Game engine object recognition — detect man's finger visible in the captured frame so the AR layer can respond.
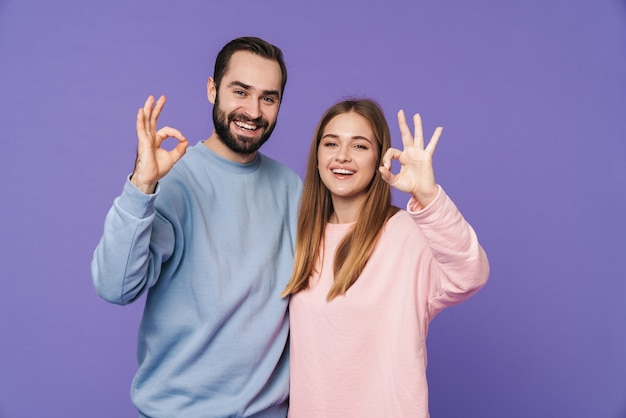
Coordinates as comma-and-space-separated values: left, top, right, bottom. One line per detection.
150, 96, 167, 129
142, 96, 155, 132
170, 141, 189, 164
136, 108, 152, 145
157, 126, 187, 143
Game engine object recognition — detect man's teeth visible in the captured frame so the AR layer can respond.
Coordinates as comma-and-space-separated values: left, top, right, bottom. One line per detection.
332, 168, 354, 175
235, 121, 257, 131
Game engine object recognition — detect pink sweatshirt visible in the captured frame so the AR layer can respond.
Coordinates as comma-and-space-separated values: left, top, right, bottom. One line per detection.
288, 187, 489, 417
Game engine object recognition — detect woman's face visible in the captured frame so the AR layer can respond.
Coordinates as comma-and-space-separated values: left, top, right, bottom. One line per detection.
317, 112, 379, 207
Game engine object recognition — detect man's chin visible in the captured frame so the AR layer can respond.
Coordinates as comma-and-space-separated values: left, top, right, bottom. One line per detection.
227, 137, 264, 154
235, 144, 259, 154
233, 133, 261, 144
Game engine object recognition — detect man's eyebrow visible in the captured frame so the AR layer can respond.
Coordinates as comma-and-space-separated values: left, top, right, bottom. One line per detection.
228, 81, 252, 90
263, 89, 281, 99
227, 81, 280, 99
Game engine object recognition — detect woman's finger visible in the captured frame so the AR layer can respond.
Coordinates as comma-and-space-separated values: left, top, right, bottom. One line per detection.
425, 127, 443, 154
397, 110, 414, 149
381, 147, 402, 170
413, 113, 424, 150
378, 165, 394, 184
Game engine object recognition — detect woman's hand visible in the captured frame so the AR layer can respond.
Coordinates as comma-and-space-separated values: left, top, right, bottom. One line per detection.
379, 110, 443, 208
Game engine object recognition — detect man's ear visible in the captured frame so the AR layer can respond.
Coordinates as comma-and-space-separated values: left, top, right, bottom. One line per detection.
207, 77, 217, 104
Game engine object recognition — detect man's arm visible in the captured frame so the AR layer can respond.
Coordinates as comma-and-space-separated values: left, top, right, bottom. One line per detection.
91, 180, 176, 305
91, 95, 185, 304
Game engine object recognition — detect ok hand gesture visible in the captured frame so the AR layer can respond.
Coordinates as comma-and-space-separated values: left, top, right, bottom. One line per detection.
379, 110, 443, 208
131, 95, 188, 194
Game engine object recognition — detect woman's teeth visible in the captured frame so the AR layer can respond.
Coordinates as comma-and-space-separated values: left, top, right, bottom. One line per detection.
332, 168, 354, 175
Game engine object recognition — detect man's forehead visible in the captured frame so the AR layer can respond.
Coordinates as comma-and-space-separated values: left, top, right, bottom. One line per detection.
221, 51, 282, 91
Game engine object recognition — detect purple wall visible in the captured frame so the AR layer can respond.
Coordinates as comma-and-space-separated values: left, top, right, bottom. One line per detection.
1, 0, 624, 416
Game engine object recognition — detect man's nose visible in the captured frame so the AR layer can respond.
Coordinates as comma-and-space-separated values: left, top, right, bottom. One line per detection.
242, 98, 261, 120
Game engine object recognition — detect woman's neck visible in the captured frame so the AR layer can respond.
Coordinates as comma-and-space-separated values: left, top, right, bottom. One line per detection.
329, 195, 366, 224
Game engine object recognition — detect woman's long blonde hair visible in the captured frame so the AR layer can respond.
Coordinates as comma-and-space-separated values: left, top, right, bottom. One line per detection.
282, 99, 399, 301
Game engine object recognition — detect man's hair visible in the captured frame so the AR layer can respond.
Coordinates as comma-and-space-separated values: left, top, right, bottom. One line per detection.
213, 36, 287, 98
282, 99, 400, 301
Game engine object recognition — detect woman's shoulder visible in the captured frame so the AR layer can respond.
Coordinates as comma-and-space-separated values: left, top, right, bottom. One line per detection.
377, 209, 426, 248
385, 209, 418, 232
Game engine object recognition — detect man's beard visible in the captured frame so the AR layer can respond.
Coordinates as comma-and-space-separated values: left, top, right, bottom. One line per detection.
212, 95, 277, 155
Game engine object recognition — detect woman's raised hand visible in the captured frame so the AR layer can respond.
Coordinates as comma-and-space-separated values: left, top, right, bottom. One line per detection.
379, 110, 443, 208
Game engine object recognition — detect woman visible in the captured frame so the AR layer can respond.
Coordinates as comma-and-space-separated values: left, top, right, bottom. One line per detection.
282, 99, 490, 417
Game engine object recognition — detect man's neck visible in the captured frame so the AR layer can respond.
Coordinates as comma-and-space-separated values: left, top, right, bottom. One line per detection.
203, 132, 257, 164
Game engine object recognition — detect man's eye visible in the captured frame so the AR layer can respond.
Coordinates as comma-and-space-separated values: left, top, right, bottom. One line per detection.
263, 97, 275, 104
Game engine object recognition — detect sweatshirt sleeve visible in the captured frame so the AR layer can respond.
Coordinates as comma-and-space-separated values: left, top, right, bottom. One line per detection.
407, 186, 490, 317
91, 177, 175, 305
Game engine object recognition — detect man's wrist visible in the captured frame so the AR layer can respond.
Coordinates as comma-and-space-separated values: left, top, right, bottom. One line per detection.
130, 173, 157, 195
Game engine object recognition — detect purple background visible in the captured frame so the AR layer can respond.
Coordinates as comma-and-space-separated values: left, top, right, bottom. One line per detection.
1, 0, 625, 417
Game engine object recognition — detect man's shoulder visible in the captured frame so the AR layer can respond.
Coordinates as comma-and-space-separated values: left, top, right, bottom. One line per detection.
258, 152, 294, 171
258, 153, 302, 182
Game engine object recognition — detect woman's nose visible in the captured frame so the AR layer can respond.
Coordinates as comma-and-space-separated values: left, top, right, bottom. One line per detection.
335, 147, 351, 162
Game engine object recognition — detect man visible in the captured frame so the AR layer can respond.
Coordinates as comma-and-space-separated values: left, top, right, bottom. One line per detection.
92, 37, 302, 418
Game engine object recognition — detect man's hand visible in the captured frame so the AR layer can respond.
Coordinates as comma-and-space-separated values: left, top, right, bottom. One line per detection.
131, 95, 188, 194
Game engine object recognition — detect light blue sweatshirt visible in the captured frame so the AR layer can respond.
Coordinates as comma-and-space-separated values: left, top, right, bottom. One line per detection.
92, 142, 302, 418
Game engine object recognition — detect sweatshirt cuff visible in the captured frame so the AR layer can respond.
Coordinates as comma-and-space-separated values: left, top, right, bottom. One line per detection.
115, 175, 160, 219
406, 185, 445, 217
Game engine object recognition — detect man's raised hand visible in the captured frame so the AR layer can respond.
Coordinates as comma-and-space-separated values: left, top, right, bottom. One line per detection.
131, 95, 188, 194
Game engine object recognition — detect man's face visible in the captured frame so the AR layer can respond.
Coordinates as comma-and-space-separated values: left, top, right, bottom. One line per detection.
209, 51, 282, 155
